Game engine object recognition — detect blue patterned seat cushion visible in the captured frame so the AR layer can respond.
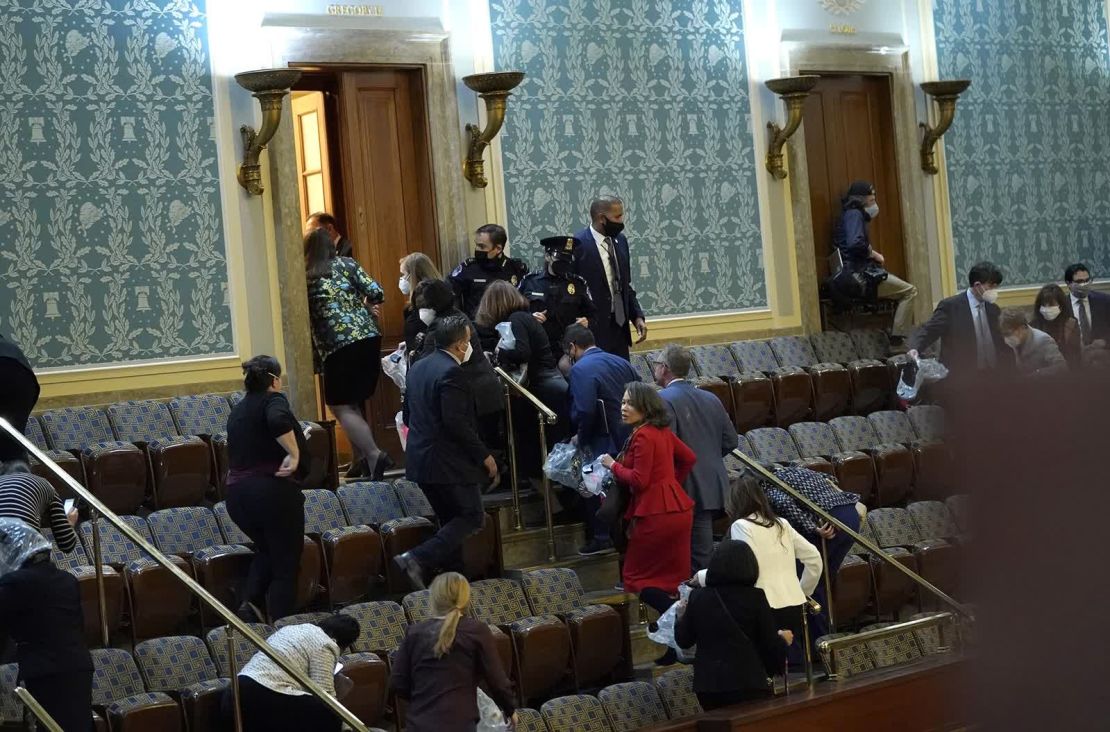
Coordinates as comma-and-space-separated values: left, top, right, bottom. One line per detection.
380, 516, 434, 534
540, 694, 611, 732
322, 525, 375, 543
182, 678, 229, 698
521, 568, 585, 616
338, 482, 406, 525
147, 507, 222, 555
655, 666, 702, 718
565, 604, 616, 624
193, 544, 252, 563
598, 681, 667, 732
135, 636, 219, 690
342, 601, 407, 653
148, 435, 205, 451
82, 441, 142, 458
815, 633, 875, 677
106, 691, 177, 716
169, 394, 232, 437
107, 400, 180, 443
402, 590, 432, 622
302, 489, 348, 534
124, 555, 189, 575
508, 613, 564, 633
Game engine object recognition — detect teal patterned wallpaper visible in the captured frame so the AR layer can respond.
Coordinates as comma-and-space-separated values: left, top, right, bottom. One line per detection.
934, 0, 1110, 285
490, 0, 766, 316
0, 0, 233, 368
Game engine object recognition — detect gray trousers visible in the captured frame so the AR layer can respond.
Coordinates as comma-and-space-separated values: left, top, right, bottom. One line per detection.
691, 509, 716, 572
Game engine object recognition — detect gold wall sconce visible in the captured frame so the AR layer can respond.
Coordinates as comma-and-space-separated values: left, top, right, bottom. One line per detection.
234, 68, 303, 195
462, 71, 525, 188
919, 79, 971, 174
764, 75, 820, 180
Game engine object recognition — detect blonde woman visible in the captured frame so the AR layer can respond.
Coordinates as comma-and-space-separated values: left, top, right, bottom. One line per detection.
400, 253, 444, 355
391, 573, 516, 731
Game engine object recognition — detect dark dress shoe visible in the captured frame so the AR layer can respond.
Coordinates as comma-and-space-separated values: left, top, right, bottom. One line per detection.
345, 459, 369, 479
393, 552, 426, 590
372, 452, 396, 481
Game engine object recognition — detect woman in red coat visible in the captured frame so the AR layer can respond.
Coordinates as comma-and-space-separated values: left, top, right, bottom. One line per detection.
600, 382, 696, 613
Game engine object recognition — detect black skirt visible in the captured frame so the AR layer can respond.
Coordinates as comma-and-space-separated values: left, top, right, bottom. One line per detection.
323, 336, 381, 406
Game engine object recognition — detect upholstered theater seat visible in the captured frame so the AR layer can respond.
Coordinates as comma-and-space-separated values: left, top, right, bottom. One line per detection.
146, 507, 252, 625
849, 521, 919, 620
341, 601, 408, 660
598, 681, 669, 731
769, 336, 852, 422
540, 694, 612, 732
394, 479, 501, 580
205, 623, 276, 677
338, 481, 434, 592
41, 407, 147, 514
46, 528, 124, 646
167, 394, 232, 498
868, 508, 959, 607
273, 611, 332, 630
868, 410, 951, 501
788, 421, 877, 505
730, 340, 813, 427
471, 578, 572, 705
303, 489, 381, 605
512, 707, 548, 732
654, 666, 703, 719
690, 344, 774, 433
134, 636, 228, 732
337, 651, 389, 726
811, 331, 892, 415
830, 416, 915, 507
745, 426, 835, 477
91, 648, 182, 732
833, 553, 873, 628
25, 415, 85, 501
107, 400, 211, 508
642, 347, 736, 426
859, 622, 925, 669
521, 568, 626, 687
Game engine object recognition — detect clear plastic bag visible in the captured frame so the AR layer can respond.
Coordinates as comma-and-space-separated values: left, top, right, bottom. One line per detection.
394, 411, 408, 450
382, 344, 408, 390
543, 442, 583, 489
477, 688, 509, 731
896, 356, 948, 402
580, 456, 612, 497
0, 518, 51, 577
645, 583, 695, 661
495, 321, 516, 351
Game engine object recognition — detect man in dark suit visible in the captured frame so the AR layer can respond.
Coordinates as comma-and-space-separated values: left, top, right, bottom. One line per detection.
1064, 262, 1110, 348
908, 261, 1012, 375
564, 325, 640, 555
572, 196, 647, 360
395, 315, 497, 589
654, 345, 738, 572
306, 211, 353, 258
0, 334, 39, 463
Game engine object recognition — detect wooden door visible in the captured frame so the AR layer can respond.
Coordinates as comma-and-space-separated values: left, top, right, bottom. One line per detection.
338, 69, 439, 466
802, 74, 907, 283
291, 91, 333, 225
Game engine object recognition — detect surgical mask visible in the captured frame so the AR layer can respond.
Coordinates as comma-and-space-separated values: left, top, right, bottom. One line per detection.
418, 308, 436, 326
600, 217, 624, 238
864, 203, 880, 219
398, 276, 411, 296
462, 342, 474, 362
1070, 281, 1091, 299
1039, 305, 1061, 321
1004, 334, 1021, 349
979, 287, 999, 304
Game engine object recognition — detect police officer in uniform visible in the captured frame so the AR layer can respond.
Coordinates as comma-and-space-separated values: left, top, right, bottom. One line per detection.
520, 236, 596, 374
449, 224, 528, 319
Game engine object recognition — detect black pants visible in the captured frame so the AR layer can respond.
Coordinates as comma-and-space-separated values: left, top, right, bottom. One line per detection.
226, 477, 305, 620
230, 675, 341, 732
25, 670, 93, 731
772, 604, 804, 668
593, 313, 631, 361
696, 687, 773, 711
411, 483, 484, 574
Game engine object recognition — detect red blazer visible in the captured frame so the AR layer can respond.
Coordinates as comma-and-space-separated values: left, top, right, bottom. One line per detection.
611, 424, 696, 519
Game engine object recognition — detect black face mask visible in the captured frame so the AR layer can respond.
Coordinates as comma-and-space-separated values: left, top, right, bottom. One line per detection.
599, 216, 624, 238
550, 258, 572, 278
475, 248, 502, 267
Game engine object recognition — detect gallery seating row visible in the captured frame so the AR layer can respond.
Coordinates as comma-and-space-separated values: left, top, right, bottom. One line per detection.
22, 393, 338, 514
48, 480, 500, 645
631, 330, 926, 433
731, 405, 951, 506
0, 629, 388, 731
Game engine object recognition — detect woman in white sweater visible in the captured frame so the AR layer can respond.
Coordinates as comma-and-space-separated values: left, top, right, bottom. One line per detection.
694, 474, 822, 663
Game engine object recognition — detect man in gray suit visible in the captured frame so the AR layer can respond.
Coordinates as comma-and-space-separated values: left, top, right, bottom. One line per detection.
653, 345, 739, 571
999, 309, 1068, 377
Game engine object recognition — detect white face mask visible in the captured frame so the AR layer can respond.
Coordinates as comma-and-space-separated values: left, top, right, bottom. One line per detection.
398, 276, 411, 296
979, 287, 999, 304
418, 308, 436, 326
1040, 305, 1061, 321
462, 342, 474, 362
864, 203, 880, 219
1004, 334, 1021, 349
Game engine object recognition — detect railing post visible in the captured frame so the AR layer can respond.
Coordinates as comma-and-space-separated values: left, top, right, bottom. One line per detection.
821, 535, 836, 633
802, 601, 815, 687
227, 625, 244, 732
89, 508, 110, 647
14, 687, 62, 732
537, 415, 556, 562
503, 383, 523, 531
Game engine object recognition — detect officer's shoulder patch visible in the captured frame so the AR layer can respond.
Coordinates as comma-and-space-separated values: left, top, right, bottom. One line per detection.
567, 282, 576, 295
450, 263, 465, 277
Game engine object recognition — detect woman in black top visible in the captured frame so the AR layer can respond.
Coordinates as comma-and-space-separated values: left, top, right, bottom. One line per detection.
225, 356, 305, 622
675, 540, 791, 711
399, 253, 443, 366
0, 517, 93, 731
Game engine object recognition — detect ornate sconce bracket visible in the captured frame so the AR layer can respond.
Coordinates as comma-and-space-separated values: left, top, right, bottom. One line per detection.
234, 68, 303, 196
764, 75, 820, 180
462, 71, 525, 188
919, 79, 970, 175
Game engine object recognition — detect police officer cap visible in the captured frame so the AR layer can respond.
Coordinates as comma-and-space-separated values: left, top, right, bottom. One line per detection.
847, 180, 875, 197
540, 236, 576, 254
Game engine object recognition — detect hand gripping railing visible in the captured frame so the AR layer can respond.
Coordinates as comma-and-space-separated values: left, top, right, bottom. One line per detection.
14, 686, 62, 732
493, 366, 559, 562
729, 449, 974, 621
0, 417, 369, 732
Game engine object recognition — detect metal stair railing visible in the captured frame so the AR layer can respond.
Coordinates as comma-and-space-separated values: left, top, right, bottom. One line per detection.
0, 417, 369, 732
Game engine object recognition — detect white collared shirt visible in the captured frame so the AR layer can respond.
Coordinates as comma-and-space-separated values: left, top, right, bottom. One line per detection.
590, 225, 617, 297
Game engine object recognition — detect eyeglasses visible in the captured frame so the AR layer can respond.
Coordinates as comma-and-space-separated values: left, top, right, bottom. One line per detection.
1073, 277, 1093, 285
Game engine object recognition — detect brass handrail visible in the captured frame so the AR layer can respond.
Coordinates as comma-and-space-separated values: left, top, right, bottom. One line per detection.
730, 450, 974, 620
0, 418, 369, 732
493, 366, 558, 561
14, 686, 62, 732
817, 611, 956, 680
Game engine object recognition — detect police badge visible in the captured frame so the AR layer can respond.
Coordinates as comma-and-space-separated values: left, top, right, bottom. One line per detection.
567, 283, 576, 295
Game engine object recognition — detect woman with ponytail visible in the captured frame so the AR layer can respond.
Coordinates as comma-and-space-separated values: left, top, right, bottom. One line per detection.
391, 572, 516, 731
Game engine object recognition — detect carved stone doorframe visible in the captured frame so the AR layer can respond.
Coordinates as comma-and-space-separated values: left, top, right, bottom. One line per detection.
262, 28, 468, 414
784, 46, 932, 334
